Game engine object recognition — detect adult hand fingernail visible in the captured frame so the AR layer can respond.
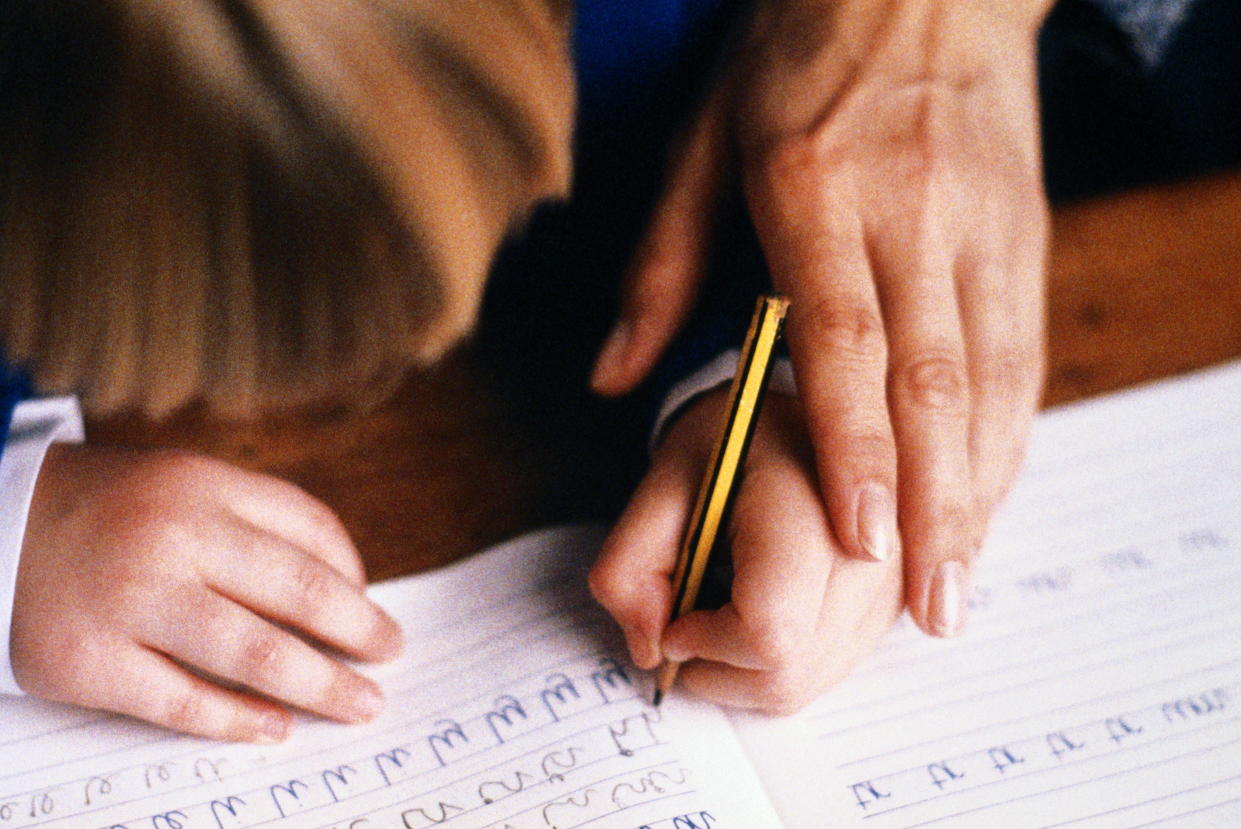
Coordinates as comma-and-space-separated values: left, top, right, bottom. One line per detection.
857, 482, 899, 562
928, 560, 968, 637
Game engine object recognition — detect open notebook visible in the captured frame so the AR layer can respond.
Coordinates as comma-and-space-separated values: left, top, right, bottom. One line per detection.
2, 359, 1239, 829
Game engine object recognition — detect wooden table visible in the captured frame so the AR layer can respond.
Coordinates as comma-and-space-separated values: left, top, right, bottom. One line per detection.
88, 171, 1241, 582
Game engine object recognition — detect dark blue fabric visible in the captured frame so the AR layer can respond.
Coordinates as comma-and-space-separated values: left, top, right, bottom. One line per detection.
0, 361, 32, 458
1041, 0, 1241, 201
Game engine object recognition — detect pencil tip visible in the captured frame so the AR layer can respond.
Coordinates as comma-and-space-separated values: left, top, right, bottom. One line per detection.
652, 689, 664, 707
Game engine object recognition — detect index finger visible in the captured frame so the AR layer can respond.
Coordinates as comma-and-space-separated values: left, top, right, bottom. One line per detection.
662, 400, 834, 671
589, 388, 726, 669
207, 522, 403, 663
746, 160, 901, 566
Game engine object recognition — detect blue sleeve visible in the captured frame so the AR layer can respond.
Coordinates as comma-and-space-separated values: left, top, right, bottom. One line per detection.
0, 361, 33, 457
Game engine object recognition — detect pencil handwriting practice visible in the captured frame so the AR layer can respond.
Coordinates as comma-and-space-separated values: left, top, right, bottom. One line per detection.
0, 527, 781, 829
5, 360, 1241, 828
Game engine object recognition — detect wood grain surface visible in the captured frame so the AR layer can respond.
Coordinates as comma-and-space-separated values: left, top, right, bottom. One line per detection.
87, 172, 1241, 582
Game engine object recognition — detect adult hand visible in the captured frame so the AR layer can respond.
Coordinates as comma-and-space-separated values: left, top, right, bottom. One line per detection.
592, 0, 1051, 637
591, 389, 903, 712
12, 444, 403, 742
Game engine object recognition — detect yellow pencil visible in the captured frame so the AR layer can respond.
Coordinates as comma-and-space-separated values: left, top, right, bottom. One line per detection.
654, 294, 790, 706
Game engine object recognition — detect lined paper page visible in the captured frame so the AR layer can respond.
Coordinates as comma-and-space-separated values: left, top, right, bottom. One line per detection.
734, 360, 1241, 828
0, 526, 780, 829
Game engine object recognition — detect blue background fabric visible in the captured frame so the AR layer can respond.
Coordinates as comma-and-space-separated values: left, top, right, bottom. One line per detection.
0, 363, 30, 460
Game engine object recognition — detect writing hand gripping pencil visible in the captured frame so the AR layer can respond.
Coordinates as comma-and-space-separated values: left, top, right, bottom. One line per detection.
652, 296, 788, 705
592, 298, 904, 713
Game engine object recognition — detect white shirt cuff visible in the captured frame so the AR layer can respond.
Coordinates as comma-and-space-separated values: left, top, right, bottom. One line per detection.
0, 397, 85, 695
650, 351, 797, 451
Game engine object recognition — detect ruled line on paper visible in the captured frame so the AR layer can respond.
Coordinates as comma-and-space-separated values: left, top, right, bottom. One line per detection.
818, 622, 1241, 742
888, 727, 1241, 827
404, 759, 693, 829
1125, 796, 1241, 829
848, 686, 1241, 812
301, 748, 685, 829
838, 660, 1241, 770
817, 571, 1241, 723
0, 598, 609, 809
713, 363, 1241, 828
565, 790, 706, 829
0, 712, 116, 750
20, 659, 639, 828
1045, 777, 1241, 827
0, 570, 578, 750
0, 581, 588, 777
856, 510, 1240, 673
10, 631, 633, 828
0, 526, 785, 829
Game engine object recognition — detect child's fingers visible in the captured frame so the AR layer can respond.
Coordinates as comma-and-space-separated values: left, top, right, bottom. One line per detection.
102, 647, 292, 743
589, 459, 697, 670
679, 548, 902, 713
658, 606, 773, 670
145, 590, 385, 725
221, 467, 367, 587
589, 395, 726, 669
207, 524, 402, 662
677, 662, 802, 713
662, 420, 833, 673
804, 544, 905, 687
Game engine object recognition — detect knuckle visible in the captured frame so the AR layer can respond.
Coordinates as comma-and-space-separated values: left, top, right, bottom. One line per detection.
162, 692, 207, 733
292, 560, 338, 606
893, 355, 969, 413
239, 634, 287, 685
801, 298, 886, 360
891, 143, 947, 197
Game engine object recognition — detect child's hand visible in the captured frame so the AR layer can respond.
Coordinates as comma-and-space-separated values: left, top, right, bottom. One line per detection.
591, 389, 902, 713
11, 444, 404, 742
